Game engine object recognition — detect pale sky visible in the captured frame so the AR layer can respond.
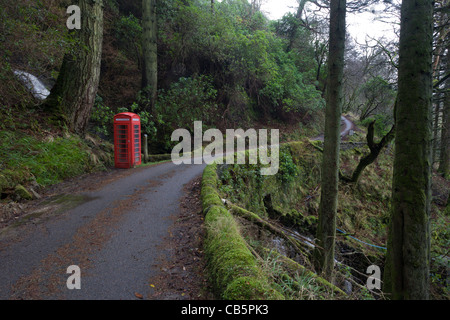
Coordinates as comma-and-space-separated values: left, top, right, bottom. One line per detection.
260, 0, 399, 44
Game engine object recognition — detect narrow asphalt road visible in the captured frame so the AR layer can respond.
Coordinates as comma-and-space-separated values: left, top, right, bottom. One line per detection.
311, 115, 355, 141
340, 116, 354, 137
0, 160, 206, 300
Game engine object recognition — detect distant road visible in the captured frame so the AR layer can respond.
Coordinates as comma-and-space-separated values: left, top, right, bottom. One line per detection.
340, 116, 354, 137
311, 115, 355, 141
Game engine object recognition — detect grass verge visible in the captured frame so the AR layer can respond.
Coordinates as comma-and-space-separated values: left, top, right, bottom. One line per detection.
0, 128, 113, 199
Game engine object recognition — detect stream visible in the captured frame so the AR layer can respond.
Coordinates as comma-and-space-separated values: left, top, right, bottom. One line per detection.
14, 70, 50, 100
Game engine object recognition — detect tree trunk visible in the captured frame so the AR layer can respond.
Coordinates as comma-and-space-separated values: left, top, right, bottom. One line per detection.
432, 98, 441, 165
439, 79, 450, 178
43, 0, 103, 135
432, 3, 448, 167
313, 0, 346, 278
383, 0, 433, 300
142, 0, 158, 112
287, 0, 309, 51
438, 39, 450, 178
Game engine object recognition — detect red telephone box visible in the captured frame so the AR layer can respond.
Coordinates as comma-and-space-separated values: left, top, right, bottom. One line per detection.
114, 112, 141, 169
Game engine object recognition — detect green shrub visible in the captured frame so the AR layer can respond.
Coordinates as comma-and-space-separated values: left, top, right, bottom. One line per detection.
360, 114, 393, 137
278, 147, 300, 183
151, 75, 218, 152
90, 95, 116, 137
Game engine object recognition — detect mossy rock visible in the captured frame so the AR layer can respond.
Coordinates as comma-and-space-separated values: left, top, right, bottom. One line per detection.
1, 170, 27, 195
14, 184, 33, 200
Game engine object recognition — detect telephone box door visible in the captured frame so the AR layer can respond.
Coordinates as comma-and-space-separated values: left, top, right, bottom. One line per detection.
132, 121, 142, 166
115, 122, 130, 167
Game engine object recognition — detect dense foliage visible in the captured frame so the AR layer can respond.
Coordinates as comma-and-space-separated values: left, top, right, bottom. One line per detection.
96, 0, 326, 151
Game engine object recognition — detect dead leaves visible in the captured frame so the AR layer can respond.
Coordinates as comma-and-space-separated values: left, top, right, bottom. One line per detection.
134, 292, 143, 299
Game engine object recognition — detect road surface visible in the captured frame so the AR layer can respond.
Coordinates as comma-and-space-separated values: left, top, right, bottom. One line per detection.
0, 161, 206, 300
341, 116, 354, 137
311, 115, 355, 141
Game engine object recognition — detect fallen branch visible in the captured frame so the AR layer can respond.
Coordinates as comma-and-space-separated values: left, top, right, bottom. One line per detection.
225, 203, 347, 297
227, 203, 313, 263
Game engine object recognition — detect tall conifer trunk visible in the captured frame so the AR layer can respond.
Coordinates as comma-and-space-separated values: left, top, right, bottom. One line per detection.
383, 0, 433, 300
313, 0, 346, 278
440, 93, 449, 178
43, 0, 103, 135
439, 43, 450, 178
142, 0, 158, 112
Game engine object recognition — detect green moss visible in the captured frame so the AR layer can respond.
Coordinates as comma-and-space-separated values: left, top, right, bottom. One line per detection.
201, 164, 224, 210
223, 276, 282, 300
0, 131, 95, 187
0, 129, 113, 201
204, 204, 274, 298
201, 162, 284, 300
309, 139, 324, 152
287, 141, 306, 159
14, 184, 32, 200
